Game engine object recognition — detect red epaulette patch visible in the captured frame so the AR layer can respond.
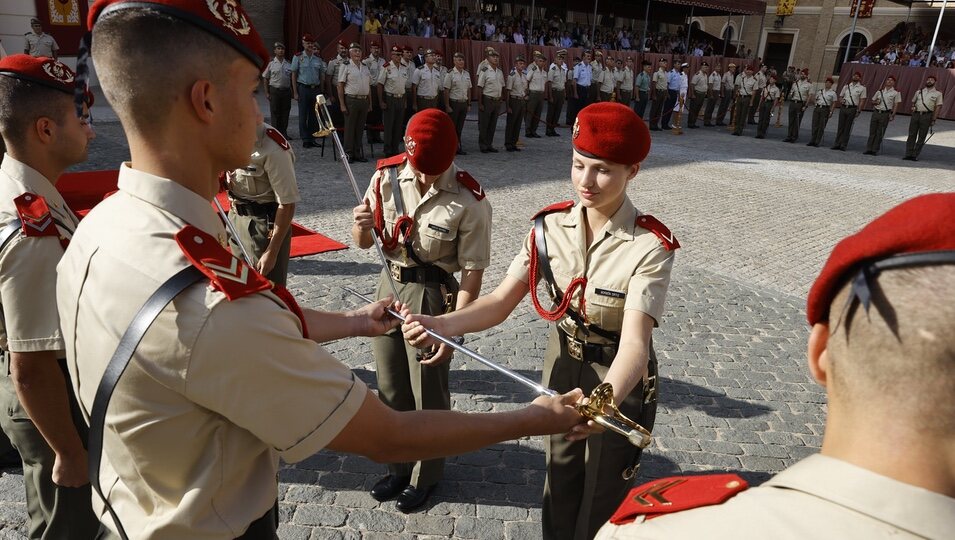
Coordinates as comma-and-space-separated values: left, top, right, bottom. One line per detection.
636, 214, 680, 251
376, 153, 407, 170
382, 61, 390, 68
609, 474, 748, 525
265, 127, 290, 151
532, 200, 574, 220
14, 193, 57, 238
455, 171, 485, 201
175, 226, 271, 301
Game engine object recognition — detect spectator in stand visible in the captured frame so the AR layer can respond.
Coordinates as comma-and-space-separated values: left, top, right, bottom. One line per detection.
365, 11, 382, 34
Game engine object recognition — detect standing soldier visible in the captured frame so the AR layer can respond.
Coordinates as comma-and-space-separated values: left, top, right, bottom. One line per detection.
570, 51, 594, 125
703, 62, 722, 126
411, 49, 441, 112
807, 77, 837, 147
23, 19, 58, 59
732, 65, 757, 136
435, 52, 448, 110
504, 55, 529, 152
596, 57, 617, 102
401, 46, 416, 126
0, 55, 99, 540
748, 64, 767, 125
783, 68, 812, 143
831, 71, 867, 151
338, 42, 372, 163
755, 75, 781, 139
443, 52, 471, 154
863, 75, 901, 156
648, 58, 668, 130
545, 49, 568, 136
363, 41, 385, 144
378, 46, 409, 156
477, 48, 505, 153
262, 42, 292, 139
590, 51, 604, 104
903, 75, 943, 161
524, 51, 548, 138
618, 58, 634, 109
289, 36, 325, 148
325, 40, 349, 127
634, 60, 652, 119
566, 56, 580, 127
227, 122, 299, 286
715, 63, 736, 126
686, 62, 709, 129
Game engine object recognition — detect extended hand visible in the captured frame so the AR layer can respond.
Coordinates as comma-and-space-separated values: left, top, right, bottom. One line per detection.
528, 388, 587, 435
256, 249, 277, 276
352, 296, 401, 336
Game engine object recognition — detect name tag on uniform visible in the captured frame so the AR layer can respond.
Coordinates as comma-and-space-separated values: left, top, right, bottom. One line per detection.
428, 223, 450, 234
595, 288, 625, 299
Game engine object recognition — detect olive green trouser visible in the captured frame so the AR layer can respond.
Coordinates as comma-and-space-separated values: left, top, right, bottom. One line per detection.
865, 110, 891, 154
344, 95, 370, 159
505, 96, 526, 147
525, 91, 544, 135
733, 96, 752, 135
0, 354, 100, 539
809, 106, 831, 145
687, 93, 706, 127
372, 271, 457, 488
546, 91, 565, 133
756, 100, 773, 137
905, 111, 933, 158
228, 209, 292, 287
449, 100, 469, 147
787, 101, 806, 141
478, 95, 502, 151
833, 106, 857, 149
703, 95, 718, 124
382, 93, 406, 156
716, 93, 733, 124
541, 328, 658, 540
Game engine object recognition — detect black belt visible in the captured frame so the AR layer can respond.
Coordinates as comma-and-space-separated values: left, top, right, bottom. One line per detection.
298, 83, 320, 89
450, 99, 469, 103
385, 92, 405, 98
388, 261, 449, 284
231, 198, 278, 218
843, 105, 857, 108
346, 94, 369, 99
792, 100, 804, 103
874, 109, 891, 113
484, 96, 501, 101
913, 110, 931, 114
558, 327, 617, 367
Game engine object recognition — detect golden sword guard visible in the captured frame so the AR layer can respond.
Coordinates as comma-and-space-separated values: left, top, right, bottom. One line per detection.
577, 382, 652, 449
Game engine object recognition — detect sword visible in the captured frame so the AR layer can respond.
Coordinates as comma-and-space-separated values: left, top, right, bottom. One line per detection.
213, 195, 255, 267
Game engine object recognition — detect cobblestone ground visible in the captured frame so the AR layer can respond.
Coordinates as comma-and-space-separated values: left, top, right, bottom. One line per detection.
0, 95, 952, 538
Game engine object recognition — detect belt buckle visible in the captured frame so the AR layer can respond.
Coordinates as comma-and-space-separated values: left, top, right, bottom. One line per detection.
567, 337, 583, 361
389, 262, 402, 282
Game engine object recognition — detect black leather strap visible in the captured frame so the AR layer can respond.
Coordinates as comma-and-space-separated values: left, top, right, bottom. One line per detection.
0, 220, 22, 253
88, 266, 205, 540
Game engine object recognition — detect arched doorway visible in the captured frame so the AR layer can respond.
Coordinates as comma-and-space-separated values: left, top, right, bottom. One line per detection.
834, 32, 868, 74
722, 26, 735, 44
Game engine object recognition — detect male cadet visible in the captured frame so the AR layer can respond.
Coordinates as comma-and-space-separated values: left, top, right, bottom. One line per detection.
65, 3, 585, 538
634, 60, 652, 119
545, 49, 568, 136
661, 62, 684, 130
618, 57, 635, 109
325, 40, 349, 126
226, 122, 299, 286
362, 41, 385, 144
754, 74, 781, 139
524, 51, 548, 138
783, 68, 812, 143
338, 42, 372, 163
289, 35, 325, 148
504, 55, 529, 152
831, 71, 867, 151
443, 52, 471, 154
903, 75, 944, 161
596, 56, 617, 102
411, 49, 441, 112
807, 77, 837, 147
863, 75, 901, 156
262, 42, 292, 139
596, 193, 955, 540
714, 63, 736, 126
24, 19, 58, 59
378, 46, 409, 156
589, 51, 604, 104
0, 55, 98, 539
477, 47, 505, 153
731, 65, 757, 136
686, 62, 709, 128
434, 52, 448, 108
703, 62, 722, 126
648, 58, 669, 130
570, 51, 593, 124
566, 56, 580, 126
402, 46, 416, 125
748, 64, 768, 124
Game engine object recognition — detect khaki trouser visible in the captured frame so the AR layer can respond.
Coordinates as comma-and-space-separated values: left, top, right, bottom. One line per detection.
416, 95, 438, 111
755, 100, 774, 137
0, 354, 100, 540
716, 92, 733, 124
703, 94, 718, 125
546, 90, 565, 133
344, 95, 370, 158
541, 328, 657, 540
505, 96, 526, 148
449, 100, 469, 148
372, 271, 457, 488
648, 88, 666, 129
478, 95, 502, 151
267, 86, 292, 139
833, 106, 857, 149
382, 93, 406, 156
687, 93, 706, 127
866, 110, 891, 154
618, 90, 632, 107
905, 111, 933, 158
525, 91, 544, 135
228, 204, 292, 287
787, 101, 807, 141
733, 95, 752, 135
809, 105, 831, 145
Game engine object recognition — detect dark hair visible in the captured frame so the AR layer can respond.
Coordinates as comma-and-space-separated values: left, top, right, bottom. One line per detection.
0, 77, 72, 149
641, 60, 651, 66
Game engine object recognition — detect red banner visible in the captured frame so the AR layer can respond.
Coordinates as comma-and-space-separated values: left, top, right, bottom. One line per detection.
850, 0, 875, 18
32, 0, 90, 56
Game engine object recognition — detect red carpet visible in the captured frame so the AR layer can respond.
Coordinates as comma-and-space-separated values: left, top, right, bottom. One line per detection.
57, 170, 347, 258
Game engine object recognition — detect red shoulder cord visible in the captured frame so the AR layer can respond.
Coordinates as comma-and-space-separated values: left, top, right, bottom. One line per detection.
527, 227, 587, 322
373, 174, 414, 250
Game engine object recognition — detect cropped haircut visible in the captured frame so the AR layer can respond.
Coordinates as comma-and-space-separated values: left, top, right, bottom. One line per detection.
0, 77, 72, 149
91, 8, 241, 134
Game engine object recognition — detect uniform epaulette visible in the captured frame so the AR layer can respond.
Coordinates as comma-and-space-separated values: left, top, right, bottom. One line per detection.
376, 153, 407, 170
175, 226, 271, 301
532, 200, 574, 220
265, 127, 290, 151
636, 214, 680, 251
480, 66, 488, 72
609, 474, 748, 525
14, 193, 57, 238
455, 171, 485, 201
382, 61, 390, 68
510, 68, 516, 75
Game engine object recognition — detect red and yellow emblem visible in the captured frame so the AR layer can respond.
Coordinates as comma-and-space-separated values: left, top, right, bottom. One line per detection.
206, 0, 252, 36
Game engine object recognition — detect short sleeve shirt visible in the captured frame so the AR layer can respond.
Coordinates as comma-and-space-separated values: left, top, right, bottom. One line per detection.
548, 63, 568, 89
362, 55, 385, 81
722, 71, 735, 92
913, 88, 943, 112
378, 61, 408, 95
652, 69, 668, 90
840, 82, 867, 106
871, 87, 901, 111
527, 64, 548, 92
789, 79, 813, 101
263, 58, 291, 88
25, 32, 57, 57
444, 68, 472, 101
736, 74, 757, 96
289, 53, 325, 86
338, 61, 372, 96
598, 69, 616, 93
506, 69, 529, 97
708, 71, 721, 91
815, 88, 837, 107
477, 66, 505, 98
411, 66, 442, 97
230, 124, 300, 205
691, 72, 708, 93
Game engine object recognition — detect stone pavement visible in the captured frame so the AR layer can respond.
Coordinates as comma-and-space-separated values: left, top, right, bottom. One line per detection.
0, 98, 952, 538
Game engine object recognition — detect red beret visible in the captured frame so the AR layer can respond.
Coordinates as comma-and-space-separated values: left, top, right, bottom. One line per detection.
302, 33, 315, 42
806, 194, 955, 325
403, 109, 457, 175
89, 0, 269, 70
572, 102, 650, 166
801, 68, 809, 75
825, 77, 834, 83
338, 39, 348, 47
391, 46, 401, 53
403, 46, 413, 53
854, 71, 863, 78
0, 55, 78, 94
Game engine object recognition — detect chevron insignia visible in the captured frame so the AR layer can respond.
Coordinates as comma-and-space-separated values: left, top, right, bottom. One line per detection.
636, 214, 680, 251
175, 225, 271, 300
14, 193, 58, 238
609, 474, 748, 525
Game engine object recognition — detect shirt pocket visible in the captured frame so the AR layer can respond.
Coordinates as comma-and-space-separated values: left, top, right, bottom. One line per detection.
418, 220, 458, 260
588, 285, 628, 332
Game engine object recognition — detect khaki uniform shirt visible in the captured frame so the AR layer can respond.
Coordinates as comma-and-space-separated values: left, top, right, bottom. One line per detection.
788, 79, 813, 102
762, 85, 781, 102
338, 60, 371, 96
25, 32, 57, 57
547, 62, 568, 91
755, 71, 767, 90
721, 71, 735, 93
507, 68, 529, 98
326, 56, 347, 85
598, 69, 616, 93
378, 61, 408, 96
444, 68, 472, 101
619, 68, 634, 93
690, 72, 708, 94
595, 454, 955, 540
527, 64, 547, 92
56, 164, 367, 539
736, 74, 757, 96
591, 62, 604, 87
707, 72, 721, 93
840, 82, 867, 107
0, 155, 78, 353
411, 65, 442, 98
506, 199, 674, 343
362, 54, 385, 81
913, 87, 944, 112
262, 58, 291, 89
871, 87, 901, 111
652, 69, 668, 91
478, 66, 506, 98
402, 60, 415, 90
362, 162, 492, 273
230, 124, 301, 205
814, 88, 837, 107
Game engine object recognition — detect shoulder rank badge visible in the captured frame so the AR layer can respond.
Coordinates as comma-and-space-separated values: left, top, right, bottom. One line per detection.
14, 193, 58, 238
265, 127, 290, 151
376, 153, 407, 170
609, 474, 748, 525
532, 200, 574, 220
455, 171, 485, 201
175, 225, 271, 301
636, 214, 680, 251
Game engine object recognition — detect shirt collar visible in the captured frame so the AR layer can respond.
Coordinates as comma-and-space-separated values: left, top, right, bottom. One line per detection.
560, 198, 637, 241
116, 163, 225, 239
397, 162, 459, 195
1, 153, 66, 205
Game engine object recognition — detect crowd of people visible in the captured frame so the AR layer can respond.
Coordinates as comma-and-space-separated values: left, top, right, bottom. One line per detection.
857, 22, 955, 68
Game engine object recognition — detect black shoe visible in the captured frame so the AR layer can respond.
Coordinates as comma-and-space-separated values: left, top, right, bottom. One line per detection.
748, 121, 757, 125
488, 148, 499, 153
357, 157, 369, 162
704, 123, 713, 127
715, 122, 726, 126
782, 138, 792, 143
830, 146, 840, 150
688, 125, 699, 129
732, 132, 741, 136
395, 484, 435, 513
303, 141, 316, 148
545, 131, 558, 137
650, 127, 660, 131
755, 135, 765, 139
0, 448, 21, 469
506, 146, 517, 152
863, 151, 875, 155
480, 149, 489, 153
457, 149, 468, 155
371, 475, 411, 502
806, 142, 817, 147
902, 156, 916, 161
530, 133, 542, 138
